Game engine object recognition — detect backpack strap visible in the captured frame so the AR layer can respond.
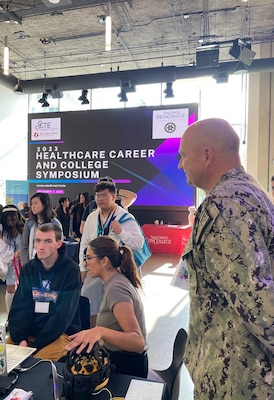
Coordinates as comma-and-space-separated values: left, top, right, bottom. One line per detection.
118, 212, 135, 224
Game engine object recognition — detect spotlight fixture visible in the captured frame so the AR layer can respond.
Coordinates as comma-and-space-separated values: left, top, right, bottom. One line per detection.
78, 89, 89, 105
117, 88, 128, 102
163, 82, 174, 98
238, 45, 256, 66
214, 71, 229, 84
229, 38, 256, 66
229, 39, 241, 59
38, 93, 49, 107
14, 79, 24, 94
97, 15, 105, 24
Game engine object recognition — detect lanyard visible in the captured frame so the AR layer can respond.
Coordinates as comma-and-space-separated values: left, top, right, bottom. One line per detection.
12, 237, 17, 251
97, 210, 116, 236
39, 271, 54, 294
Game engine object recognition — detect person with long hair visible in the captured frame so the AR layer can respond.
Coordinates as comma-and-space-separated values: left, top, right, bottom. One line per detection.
21, 192, 62, 265
71, 192, 89, 239
55, 197, 70, 239
66, 235, 148, 378
0, 205, 25, 313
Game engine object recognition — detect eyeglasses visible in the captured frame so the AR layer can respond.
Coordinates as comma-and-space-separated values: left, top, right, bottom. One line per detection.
94, 193, 110, 200
83, 255, 98, 261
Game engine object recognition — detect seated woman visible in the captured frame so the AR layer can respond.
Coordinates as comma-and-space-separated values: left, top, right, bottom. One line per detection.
66, 236, 148, 378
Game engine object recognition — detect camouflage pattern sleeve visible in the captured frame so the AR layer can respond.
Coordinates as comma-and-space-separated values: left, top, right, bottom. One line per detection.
183, 176, 274, 399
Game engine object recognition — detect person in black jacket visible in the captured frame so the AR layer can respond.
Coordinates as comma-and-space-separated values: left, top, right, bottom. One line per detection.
7, 223, 81, 361
55, 197, 70, 239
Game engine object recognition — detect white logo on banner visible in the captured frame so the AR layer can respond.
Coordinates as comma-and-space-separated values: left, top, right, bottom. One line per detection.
152, 108, 189, 139
31, 118, 61, 141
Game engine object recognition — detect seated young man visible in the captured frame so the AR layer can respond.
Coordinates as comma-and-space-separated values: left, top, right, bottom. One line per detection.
7, 223, 81, 361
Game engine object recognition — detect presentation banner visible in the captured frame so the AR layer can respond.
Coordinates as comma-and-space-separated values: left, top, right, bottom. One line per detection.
28, 105, 197, 207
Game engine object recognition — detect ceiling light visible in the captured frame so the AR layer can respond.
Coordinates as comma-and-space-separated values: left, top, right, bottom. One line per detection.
3, 35, 9, 75
42, 0, 71, 7
105, 2, 111, 51
78, 89, 89, 105
163, 82, 174, 98
229, 39, 256, 66
38, 93, 49, 107
97, 15, 105, 24
229, 39, 241, 59
238, 45, 256, 66
117, 89, 128, 102
14, 79, 24, 94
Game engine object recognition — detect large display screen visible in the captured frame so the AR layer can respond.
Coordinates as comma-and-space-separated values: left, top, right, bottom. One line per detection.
28, 104, 198, 207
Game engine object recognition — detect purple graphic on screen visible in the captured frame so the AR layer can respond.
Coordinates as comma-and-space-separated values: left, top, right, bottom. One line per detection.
134, 113, 196, 206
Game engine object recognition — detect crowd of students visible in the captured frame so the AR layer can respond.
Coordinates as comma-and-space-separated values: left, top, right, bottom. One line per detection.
0, 120, 274, 396
0, 178, 148, 377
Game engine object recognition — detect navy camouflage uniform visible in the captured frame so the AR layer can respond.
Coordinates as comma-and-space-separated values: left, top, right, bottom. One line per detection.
183, 166, 274, 399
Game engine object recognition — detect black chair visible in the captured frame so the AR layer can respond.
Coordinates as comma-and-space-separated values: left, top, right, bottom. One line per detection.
79, 295, 90, 329
58, 296, 90, 362
147, 328, 188, 400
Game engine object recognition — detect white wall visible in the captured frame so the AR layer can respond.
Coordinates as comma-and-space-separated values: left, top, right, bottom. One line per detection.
0, 84, 28, 204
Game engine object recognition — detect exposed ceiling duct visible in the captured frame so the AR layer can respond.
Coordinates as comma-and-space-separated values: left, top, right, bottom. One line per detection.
1, 58, 274, 95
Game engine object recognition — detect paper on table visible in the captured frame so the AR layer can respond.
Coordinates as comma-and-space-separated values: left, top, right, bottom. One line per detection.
125, 379, 164, 400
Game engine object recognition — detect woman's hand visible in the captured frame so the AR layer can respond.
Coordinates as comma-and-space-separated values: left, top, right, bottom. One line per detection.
66, 327, 102, 354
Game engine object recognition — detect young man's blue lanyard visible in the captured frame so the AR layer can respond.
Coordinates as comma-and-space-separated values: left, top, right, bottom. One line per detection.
97, 210, 116, 236
39, 271, 54, 294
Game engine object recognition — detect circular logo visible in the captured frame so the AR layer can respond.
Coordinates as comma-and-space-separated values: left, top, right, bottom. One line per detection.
165, 122, 176, 134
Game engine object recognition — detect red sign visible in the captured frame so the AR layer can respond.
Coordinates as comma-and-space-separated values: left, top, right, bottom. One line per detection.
142, 224, 192, 254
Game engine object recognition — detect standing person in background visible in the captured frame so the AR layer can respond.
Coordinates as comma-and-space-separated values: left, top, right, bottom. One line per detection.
80, 176, 137, 235
71, 192, 89, 239
55, 197, 70, 239
20, 202, 30, 219
79, 181, 143, 328
21, 192, 63, 265
0, 205, 25, 313
178, 118, 274, 399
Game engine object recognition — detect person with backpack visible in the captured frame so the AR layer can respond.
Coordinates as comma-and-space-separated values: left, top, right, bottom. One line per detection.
79, 176, 137, 235
79, 181, 143, 328
21, 192, 63, 266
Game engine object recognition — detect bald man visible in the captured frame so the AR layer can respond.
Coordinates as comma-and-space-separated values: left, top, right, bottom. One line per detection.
178, 118, 274, 399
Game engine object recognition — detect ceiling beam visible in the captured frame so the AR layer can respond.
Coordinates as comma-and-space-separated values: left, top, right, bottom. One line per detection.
1, 58, 274, 95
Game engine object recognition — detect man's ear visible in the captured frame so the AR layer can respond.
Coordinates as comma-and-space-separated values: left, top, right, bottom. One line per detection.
56, 240, 63, 249
204, 147, 213, 165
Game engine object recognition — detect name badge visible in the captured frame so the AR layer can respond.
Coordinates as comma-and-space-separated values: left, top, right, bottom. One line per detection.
35, 301, 50, 314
